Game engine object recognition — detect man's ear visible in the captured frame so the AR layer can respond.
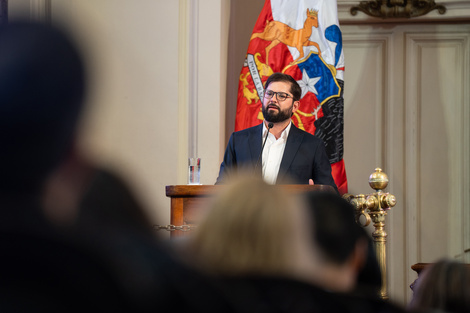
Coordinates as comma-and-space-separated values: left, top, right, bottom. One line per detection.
292, 100, 300, 114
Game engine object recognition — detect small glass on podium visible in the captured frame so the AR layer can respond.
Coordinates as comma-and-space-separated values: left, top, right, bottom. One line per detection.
188, 157, 201, 185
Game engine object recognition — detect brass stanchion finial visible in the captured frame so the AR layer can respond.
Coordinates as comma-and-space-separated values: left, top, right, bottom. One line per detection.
343, 168, 396, 300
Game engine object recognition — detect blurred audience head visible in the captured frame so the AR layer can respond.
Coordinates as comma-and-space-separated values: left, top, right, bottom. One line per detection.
77, 168, 155, 237
303, 191, 373, 293
0, 20, 86, 195
187, 175, 316, 281
409, 258, 470, 313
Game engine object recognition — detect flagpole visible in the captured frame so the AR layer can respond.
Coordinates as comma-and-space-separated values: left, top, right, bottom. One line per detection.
188, 0, 198, 159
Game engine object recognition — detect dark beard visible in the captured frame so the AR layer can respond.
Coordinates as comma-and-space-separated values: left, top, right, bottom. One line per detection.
262, 103, 293, 123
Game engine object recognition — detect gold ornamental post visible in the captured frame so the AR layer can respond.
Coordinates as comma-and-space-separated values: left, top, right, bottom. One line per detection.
343, 168, 396, 299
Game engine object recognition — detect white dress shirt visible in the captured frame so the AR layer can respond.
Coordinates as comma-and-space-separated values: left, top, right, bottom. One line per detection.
261, 122, 292, 184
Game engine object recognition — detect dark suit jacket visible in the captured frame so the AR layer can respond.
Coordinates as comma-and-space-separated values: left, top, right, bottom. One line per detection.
217, 275, 408, 313
216, 123, 337, 191
0, 196, 236, 313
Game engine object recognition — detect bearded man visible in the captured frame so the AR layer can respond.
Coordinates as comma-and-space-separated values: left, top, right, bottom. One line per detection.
216, 73, 337, 191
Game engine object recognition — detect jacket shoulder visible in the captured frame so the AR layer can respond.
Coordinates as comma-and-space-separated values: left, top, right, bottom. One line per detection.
232, 124, 262, 137
290, 124, 323, 145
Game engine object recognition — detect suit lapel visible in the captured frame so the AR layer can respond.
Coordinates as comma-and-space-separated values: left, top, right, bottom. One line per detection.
249, 123, 264, 171
277, 124, 304, 182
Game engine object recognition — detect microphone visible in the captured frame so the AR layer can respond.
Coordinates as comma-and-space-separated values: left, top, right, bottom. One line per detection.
255, 122, 273, 172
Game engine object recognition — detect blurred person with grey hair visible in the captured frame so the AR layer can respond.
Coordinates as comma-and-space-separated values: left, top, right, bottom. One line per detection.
186, 175, 316, 279
178, 175, 408, 313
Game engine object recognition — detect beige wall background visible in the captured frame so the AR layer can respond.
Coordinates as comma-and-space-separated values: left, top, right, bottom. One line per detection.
8, 0, 470, 306
11, 0, 229, 227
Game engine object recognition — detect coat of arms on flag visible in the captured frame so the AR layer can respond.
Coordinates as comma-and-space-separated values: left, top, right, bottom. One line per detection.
235, 0, 347, 194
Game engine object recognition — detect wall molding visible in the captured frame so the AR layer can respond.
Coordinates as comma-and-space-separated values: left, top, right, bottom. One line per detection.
338, 0, 470, 24
404, 30, 470, 285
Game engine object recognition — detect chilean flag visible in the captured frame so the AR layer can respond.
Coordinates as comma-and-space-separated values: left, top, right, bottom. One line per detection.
235, 0, 347, 194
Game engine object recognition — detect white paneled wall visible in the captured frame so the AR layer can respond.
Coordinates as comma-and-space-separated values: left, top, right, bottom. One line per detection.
342, 23, 470, 303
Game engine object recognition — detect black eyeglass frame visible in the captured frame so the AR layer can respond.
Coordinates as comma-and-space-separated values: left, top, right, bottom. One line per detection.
263, 90, 294, 102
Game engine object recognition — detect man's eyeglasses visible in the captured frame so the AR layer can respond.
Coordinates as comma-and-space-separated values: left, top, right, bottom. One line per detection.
264, 90, 293, 102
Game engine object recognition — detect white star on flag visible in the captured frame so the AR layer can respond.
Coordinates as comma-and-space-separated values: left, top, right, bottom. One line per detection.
297, 69, 320, 99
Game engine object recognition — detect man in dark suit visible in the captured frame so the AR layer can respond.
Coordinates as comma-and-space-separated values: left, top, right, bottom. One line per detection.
216, 73, 337, 191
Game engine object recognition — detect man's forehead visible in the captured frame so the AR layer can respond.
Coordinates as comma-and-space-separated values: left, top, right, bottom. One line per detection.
266, 81, 291, 92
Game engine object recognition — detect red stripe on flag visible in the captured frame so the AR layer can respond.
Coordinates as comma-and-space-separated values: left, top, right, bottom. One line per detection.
331, 159, 348, 195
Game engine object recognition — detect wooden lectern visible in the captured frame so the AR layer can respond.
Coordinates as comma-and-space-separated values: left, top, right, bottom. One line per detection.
165, 184, 334, 237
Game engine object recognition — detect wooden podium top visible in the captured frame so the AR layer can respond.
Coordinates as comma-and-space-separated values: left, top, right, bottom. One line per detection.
165, 185, 224, 197
165, 184, 335, 237
166, 184, 335, 197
